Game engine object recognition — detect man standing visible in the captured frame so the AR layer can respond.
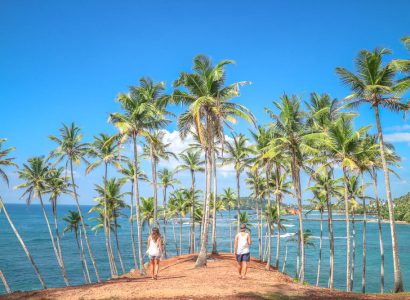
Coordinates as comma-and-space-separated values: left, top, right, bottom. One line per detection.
234, 224, 252, 279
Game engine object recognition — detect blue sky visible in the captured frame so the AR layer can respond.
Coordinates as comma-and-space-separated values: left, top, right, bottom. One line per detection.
1, 0, 410, 205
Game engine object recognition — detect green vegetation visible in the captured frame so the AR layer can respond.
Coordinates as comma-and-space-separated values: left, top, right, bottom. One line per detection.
381, 193, 410, 223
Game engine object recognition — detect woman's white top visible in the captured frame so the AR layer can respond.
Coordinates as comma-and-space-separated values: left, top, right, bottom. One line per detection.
236, 232, 250, 255
148, 237, 161, 256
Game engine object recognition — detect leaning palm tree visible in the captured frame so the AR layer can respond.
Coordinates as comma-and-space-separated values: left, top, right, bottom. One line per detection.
49, 123, 100, 282
173, 55, 254, 267
336, 48, 409, 292
109, 79, 168, 274
220, 188, 236, 253
176, 149, 204, 253
0, 139, 47, 289
63, 210, 91, 284
158, 168, 179, 257
223, 133, 254, 234
16, 157, 70, 286
118, 159, 147, 269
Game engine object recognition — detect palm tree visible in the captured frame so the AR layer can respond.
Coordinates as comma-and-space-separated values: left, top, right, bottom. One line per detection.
46, 167, 71, 283
173, 55, 254, 267
16, 157, 70, 286
336, 48, 409, 292
220, 188, 236, 253
49, 123, 100, 281
223, 133, 254, 234
169, 189, 189, 254
392, 36, 410, 85
233, 211, 253, 230
86, 133, 124, 277
263, 205, 287, 264
0, 139, 47, 289
321, 116, 369, 291
158, 168, 179, 258
63, 210, 91, 284
176, 150, 204, 253
109, 79, 168, 274
140, 196, 155, 232
291, 229, 315, 280
118, 159, 147, 270
265, 94, 311, 282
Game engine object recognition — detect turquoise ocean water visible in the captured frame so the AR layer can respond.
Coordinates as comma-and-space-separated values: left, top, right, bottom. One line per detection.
0, 204, 409, 294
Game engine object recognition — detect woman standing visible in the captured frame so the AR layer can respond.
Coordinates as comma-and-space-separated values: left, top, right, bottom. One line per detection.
147, 227, 163, 280
234, 224, 252, 279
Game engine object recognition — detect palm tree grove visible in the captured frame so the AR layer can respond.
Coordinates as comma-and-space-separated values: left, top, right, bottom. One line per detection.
1, 2, 410, 298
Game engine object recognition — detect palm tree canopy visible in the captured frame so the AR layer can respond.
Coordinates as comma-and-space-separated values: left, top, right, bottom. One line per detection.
0, 138, 17, 186
63, 210, 81, 234
176, 150, 205, 173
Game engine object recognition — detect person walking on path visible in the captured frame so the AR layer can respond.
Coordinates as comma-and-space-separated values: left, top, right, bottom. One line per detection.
234, 224, 252, 279
147, 227, 163, 280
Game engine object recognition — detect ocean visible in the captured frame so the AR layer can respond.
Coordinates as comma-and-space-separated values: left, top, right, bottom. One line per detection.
0, 204, 409, 294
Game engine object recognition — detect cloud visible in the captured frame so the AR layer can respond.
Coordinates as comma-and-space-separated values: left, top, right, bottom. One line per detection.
384, 132, 410, 143
386, 124, 410, 131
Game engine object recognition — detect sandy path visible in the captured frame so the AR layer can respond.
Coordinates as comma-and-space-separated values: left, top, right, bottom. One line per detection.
1, 253, 408, 299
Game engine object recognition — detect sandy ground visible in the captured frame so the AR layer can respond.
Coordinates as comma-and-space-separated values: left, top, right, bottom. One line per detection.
1, 253, 409, 300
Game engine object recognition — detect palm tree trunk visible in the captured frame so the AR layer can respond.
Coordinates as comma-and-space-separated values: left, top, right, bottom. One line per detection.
38, 194, 70, 286
52, 203, 68, 286
152, 153, 159, 227
275, 165, 281, 268
75, 230, 89, 283
114, 217, 126, 274
316, 209, 323, 286
374, 105, 402, 293
132, 134, 145, 275
70, 159, 100, 282
179, 216, 183, 255
372, 170, 384, 293
291, 155, 304, 283
325, 174, 335, 289
236, 170, 241, 234
229, 209, 233, 253
361, 173, 367, 293
342, 167, 351, 292
129, 183, 138, 269
172, 218, 179, 255
255, 196, 261, 260
195, 131, 212, 267
190, 170, 196, 254
282, 241, 288, 273
296, 233, 300, 278
0, 270, 11, 294
265, 168, 272, 270
211, 150, 218, 254
351, 210, 356, 291
103, 163, 116, 277
0, 198, 47, 289
163, 187, 168, 258
79, 226, 91, 283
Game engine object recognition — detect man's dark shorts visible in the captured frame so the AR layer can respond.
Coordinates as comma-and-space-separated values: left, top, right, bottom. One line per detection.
236, 252, 250, 262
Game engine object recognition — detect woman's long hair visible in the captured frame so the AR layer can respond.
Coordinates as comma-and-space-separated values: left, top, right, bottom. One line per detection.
151, 227, 161, 242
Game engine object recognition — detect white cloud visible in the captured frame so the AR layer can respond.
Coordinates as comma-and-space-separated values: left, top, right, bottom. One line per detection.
386, 124, 410, 131
384, 132, 410, 143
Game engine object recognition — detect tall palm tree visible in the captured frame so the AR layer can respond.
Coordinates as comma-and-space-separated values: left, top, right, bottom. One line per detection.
264, 94, 312, 282
16, 157, 70, 286
109, 79, 167, 274
49, 123, 100, 281
140, 196, 155, 232
173, 55, 254, 267
223, 133, 254, 234
86, 133, 124, 277
118, 159, 147, 269
220, 188, 236, 253
168, 189, 189, 254
158, 168, 179, 257
176, 149, 204, 253
392, 36, 410, 85
321, 117, 369, 291
63, 210, 91, 284
336, 48, 409, 292
143, 131, 175, 227
46, 167, 71, 283
0, 139, 46, 289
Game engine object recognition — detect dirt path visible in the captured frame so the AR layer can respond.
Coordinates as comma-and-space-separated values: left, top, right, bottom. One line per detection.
1, 253, 408, 299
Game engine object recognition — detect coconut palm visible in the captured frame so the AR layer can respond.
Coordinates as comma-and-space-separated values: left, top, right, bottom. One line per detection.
118, 159, 147, 269
223, 133, 254, 235
290, 229, 315, 280
336, 48, 409, 292
140, 196, 155, 232
168, 189, 189, 254
158, 168, 179, 257
0, 139, 46, 289
63, 210, 91, 283
49, 123, 100, 281
173, 55, 254, 267
176, 149, 204, 253
233, 211, 253, 230
16, 157, 70, 286
220, 188, 236, 253
109, 79, 168, 274
392, 36, 410, 85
